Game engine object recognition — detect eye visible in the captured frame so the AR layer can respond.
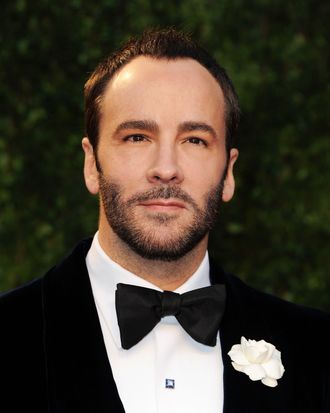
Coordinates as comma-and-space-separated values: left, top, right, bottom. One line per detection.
124, 134, 148, 143
186, 137, 208, 146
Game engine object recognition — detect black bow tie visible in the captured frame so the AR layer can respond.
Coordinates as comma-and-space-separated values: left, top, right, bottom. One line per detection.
115, 283, 226, 350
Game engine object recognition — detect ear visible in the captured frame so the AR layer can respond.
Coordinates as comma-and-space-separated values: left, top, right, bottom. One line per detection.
222, 148, 239, 202
82, 137, 99, 195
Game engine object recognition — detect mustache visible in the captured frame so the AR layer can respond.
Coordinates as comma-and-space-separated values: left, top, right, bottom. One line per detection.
126, 185, 199, 209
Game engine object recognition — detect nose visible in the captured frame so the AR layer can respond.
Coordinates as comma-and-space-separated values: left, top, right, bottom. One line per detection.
146, 144, 184, 185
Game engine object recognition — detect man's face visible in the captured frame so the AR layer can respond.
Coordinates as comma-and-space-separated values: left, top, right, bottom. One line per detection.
83, 57, 238, 260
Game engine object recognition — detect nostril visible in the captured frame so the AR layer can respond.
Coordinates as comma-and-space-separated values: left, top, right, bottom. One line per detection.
147, 163, 183, 185
151, 174, 176, 183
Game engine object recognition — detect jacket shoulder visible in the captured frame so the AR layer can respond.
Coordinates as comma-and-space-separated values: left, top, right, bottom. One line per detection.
226, 271, 330, 334
1, 277, 43, 324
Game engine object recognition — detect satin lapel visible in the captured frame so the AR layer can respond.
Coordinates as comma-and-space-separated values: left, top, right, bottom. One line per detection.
42, 239, 125, 413
210, 264, 290, 413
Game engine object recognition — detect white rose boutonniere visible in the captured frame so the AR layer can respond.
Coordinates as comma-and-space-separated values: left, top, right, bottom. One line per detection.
228, 336, 285, 387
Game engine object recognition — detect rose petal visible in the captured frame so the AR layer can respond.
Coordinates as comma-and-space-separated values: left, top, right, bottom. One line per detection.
245, 339, 264, 350
262, 358, 285, 379
261, 377, 278, 387
244, 364, 266, 381
244, 345, 262, 362
228, 348, 250, 365
240, 337, 255, 352
241, 336, 248, 346
231, 362, 245, 373
256, 343, 275, 363
272, 348, 282, 361
254, 350, 270, 363
230, 344, 242, 352
245, 345, 270, 363
243, 339, 273, 363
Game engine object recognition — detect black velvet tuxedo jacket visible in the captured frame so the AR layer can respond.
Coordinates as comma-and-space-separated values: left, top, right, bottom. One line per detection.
1, 238, 330, 412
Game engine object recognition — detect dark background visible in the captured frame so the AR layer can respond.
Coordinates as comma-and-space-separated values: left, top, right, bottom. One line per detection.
1, 0, 329, 311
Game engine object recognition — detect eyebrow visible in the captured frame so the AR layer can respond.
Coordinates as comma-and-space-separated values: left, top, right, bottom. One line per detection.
114, 120, 159, 135
113, 119, 217, 139
178, 121, 217, 139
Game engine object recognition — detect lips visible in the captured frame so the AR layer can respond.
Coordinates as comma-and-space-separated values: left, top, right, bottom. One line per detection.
138, 199, 186, 210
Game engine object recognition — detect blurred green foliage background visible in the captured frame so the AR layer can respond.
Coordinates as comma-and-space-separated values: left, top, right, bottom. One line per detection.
0, 0, 329, 311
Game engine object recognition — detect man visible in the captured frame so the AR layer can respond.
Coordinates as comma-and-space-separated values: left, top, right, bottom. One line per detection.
1, 29, 329, 413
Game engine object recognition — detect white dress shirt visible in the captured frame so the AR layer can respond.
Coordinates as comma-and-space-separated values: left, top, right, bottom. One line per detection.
86, 232, 224, 413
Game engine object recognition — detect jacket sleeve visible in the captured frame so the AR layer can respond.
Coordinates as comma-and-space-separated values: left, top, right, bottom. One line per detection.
0, 279, 48, 413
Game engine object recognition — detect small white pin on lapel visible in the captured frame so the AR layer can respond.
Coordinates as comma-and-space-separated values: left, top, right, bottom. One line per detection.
165, 378, 175, 389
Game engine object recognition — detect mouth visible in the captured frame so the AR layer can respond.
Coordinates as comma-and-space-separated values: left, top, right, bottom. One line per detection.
138, 199, 186, 212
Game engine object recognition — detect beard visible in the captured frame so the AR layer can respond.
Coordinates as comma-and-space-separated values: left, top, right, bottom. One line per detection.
99, 175, 224, 262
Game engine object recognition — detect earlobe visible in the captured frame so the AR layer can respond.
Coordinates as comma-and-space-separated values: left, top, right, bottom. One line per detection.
82, 137, 99, 195
222, 148, 239, 203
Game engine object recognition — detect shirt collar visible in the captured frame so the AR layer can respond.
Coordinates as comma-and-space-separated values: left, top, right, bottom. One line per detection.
86, 232, 210, 348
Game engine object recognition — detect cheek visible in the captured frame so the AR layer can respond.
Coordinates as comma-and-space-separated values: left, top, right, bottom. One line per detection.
101, 156, 147, 198
99, 148, 142, 177
183, 155, 225, 187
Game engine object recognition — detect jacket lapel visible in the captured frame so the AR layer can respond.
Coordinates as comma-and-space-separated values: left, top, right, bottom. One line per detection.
210, 264, 290, 413
42, 238, 125, 413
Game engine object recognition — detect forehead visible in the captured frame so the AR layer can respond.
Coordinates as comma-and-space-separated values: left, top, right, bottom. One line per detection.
100, 56, 225, 132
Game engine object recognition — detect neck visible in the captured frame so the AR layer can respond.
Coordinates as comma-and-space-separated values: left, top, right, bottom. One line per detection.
98, 226, 208, 291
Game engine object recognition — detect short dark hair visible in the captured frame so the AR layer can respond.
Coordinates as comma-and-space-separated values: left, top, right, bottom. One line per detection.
84, 28, 240, 153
